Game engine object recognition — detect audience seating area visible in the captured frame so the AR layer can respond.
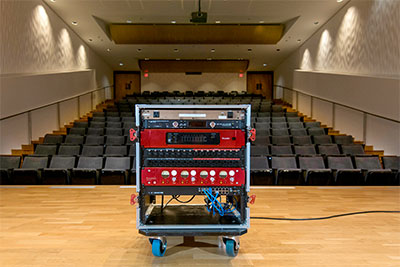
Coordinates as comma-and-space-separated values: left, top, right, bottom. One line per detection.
0, 92, 398, 185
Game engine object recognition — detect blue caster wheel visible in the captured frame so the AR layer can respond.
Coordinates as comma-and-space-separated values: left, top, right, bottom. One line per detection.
150, 238, 167, 257
225, 239, 239, 257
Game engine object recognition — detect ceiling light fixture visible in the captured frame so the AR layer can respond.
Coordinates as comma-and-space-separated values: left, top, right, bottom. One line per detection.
259, 20, 264, 23
206, 58, 212, 60
71, 21, 78, 25
276, 49, 281, 52
314, 21, 319, 25
174, 48, 179, 52
210, 49, 215, 53
88, 38, 93, 42
171, 20, 176, 24
50, 0, 56, 2
337, 0, 343, 2
215, 20, 221, 24
248, 48, 252, 52
144, 58, 150, 60
263, 63, 267, 67
137, 48, 142, 52
176, 58, 181, 60
297, 39, 301, 42
119, 62, 124, 66
126, 20, 132, 23
106, 48, 111, 52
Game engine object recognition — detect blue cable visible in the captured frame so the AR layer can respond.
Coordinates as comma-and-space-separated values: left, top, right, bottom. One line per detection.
202, 188, 237, 216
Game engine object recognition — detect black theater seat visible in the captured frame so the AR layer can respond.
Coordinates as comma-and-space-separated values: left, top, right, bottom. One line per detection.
64, 135, 84, 145
304, 122, 321, 128
74, 121, 88, 128
271, 145, 293, 155
288, 122, 304, 129
101, 157, 131, 184
333, 135, 354, 145
69, 127, 86, 135
318, 144, 340, 155
106, 136, 125, 145
87, 128, 104, 136
293, 136, 312, 145
299, 156, 332, 185
13, 156, 49, 185
253, 135, 270, 146
307, 128, 326, 136
251, 146, 270, 156
294, 145, 316, 155
271, 136, 291, 145
42, 156, 76, 184
43, 134, 64, 144
58, 145, 81, 156
81, 145, 104, 157
250, 157, 273, 185
104, 145, 128, 156
34, 144, 57, 156
327, 156, 363, 185
382, 156, 400, 184
313, 135, 332, 145
0, 156, 21, 184
341, 144, 365, 156
354, 156, 393, 185
71, 157, 103, 185
85, 136, 105, 145
271, 128, 289, 136
290, 128, 307, 136
271, 156, 302, 185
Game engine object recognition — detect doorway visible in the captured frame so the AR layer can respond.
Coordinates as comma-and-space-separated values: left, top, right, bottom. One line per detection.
247, 72, 273, 100
114, 71, 141, 100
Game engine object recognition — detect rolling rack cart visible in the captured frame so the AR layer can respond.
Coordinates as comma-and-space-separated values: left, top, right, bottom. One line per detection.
130, 105, 256, 257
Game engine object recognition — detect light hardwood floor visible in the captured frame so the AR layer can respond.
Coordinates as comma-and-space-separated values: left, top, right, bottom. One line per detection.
0, 186, 399, 266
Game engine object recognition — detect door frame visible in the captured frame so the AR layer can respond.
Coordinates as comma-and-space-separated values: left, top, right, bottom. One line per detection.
246, 71, 274, 99
113, 71, 141, 99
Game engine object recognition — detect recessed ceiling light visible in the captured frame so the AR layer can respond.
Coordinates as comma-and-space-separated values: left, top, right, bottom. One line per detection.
176, 58, 181, 60
215, 20, 221, 24
50, 0, 56, 2
144, 58, 150, 60
211, 49, 215, 53
171, 20, 176, 24
337, 0, 343, 2
88, 38, 93, 42
71, 21, 78, 26
206, 58, 212, 60
276, 49, 280, 52
119, 62, 124, 66
247, 48, 252, 52
314, 21, 319, 25
263, 63, 267, 67
259, 20, 264, 23
174, 48, 179, 52
297, 39, 301, 42
106, 48, 111, 52
137, 48, 142, 52
126, 20, 132, 23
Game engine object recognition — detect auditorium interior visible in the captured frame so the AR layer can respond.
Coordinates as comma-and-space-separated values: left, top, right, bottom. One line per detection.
0, 0, 399, 265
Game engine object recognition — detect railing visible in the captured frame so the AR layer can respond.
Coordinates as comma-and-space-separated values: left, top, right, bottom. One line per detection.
275, 85, 400, 142
0, 85, 113, 143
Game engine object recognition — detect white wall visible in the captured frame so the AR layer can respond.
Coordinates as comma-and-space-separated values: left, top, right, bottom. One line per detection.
0, 0, 113, 154
274, 0, 400, 155
141, 73, 246, 93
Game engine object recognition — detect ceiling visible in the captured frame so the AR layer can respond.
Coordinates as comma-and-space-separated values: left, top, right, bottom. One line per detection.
44, 0, 349, 72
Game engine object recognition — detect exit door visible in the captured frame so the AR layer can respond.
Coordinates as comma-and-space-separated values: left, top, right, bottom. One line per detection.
114, 72, 141, 100
247, 72, 273, 100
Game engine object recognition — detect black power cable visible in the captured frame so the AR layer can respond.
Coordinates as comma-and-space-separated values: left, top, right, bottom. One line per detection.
251, 210, 400, 221
162, 195, 196, 209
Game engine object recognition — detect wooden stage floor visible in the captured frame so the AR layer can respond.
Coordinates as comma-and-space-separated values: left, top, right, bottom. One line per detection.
0, 186, 399, 266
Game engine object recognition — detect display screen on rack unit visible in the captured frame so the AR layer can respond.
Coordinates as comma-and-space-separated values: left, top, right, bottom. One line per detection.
166, 132, 220, 145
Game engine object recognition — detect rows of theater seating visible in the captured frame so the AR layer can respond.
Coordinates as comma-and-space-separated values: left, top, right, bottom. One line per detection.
1, 93, 398, 185
0, 155, 136, 185
250, 155, 399, 185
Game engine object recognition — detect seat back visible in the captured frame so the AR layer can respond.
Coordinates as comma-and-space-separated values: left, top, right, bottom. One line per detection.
313, 135, 332, 145
290, 129, 307, 136
271, 156, 297, 169
64, 135, 84, 144
250, 157, 269, 171
104, 157, 130, 170
307, 128, 325, 136
34, 145, 57, 156
333, 135, 354, 145
292, 136, 312, 145
271, 136, 291, 145
105, 145, 128, 156
87, 128, 104, 136
318, 144, 340, 155
21, 156, 48, 169
106, 136, 125, 145
299, 156, 326, 169
69, 128, 86, 135
341, 144, 365, 155
58, 145, 81, 156
354, 156, 382, 170
43, 134, 64, 144
0, 156, 21, 170
77, 157, 103, 169
85, 136, 105, 145
49, 156, 75, 169
81, 145, 104, 157
294, 145, 316, 155
251, 146, 270, 156
327, 156, 354, 169
382, 156, 400, 170
271, 145, 293, 155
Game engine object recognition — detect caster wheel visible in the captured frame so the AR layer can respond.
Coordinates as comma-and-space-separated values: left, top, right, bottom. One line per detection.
225, 239, 239, 257
151, 239, 167, 257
